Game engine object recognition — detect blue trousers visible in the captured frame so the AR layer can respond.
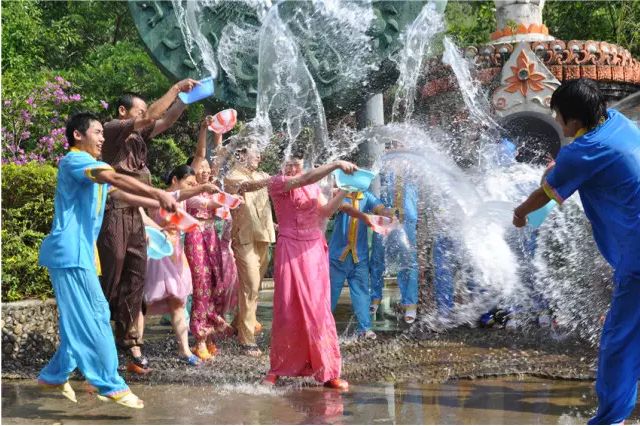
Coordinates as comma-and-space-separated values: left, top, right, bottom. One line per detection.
588, 271, 640, 425
370, 232, 385, 304
38, 268, 129, 397
330, 254, 372, 332
370, 221, 418, 307
433, 236, 456, 314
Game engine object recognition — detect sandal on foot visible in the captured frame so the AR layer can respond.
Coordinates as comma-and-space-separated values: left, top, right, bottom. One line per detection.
192, 346, 214, 361
180, 354, 202, 366
261, 373, 279, 386
404, 308, 417, 324
241, 344, 262, 357
126, 356, 151, 374
38, 380, 77, 403
370, 302, 380, 315
324, 378, 349, 391
97, 391, 144, 409
206, 342, 218, 356
254, 322, 263, 334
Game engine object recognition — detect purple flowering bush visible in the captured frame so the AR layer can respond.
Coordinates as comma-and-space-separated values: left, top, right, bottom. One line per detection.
1, 76, 109, 165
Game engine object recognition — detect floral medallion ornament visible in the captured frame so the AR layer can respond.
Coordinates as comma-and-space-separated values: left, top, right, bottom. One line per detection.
492, 42, 560, 116
505, 50, 548, 96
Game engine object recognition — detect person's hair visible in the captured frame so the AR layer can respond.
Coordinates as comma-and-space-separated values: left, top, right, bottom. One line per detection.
287, 144, 306, 161
115, 92, 146, 115
550, 79, 607, 129
65, 112, 100, 146
164, 164, 195, 185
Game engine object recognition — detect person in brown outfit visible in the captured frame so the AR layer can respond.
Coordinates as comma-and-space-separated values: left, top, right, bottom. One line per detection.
97, 79, 197, 373
225, 146, 275, 357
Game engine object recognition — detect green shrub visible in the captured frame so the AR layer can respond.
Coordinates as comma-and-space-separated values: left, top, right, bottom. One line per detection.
1, 229, 52, 301
2, 162, 57, 215
1, 163, 57, 301
146, 137, 188, 183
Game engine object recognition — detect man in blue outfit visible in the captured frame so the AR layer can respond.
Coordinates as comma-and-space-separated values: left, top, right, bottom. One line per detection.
37, 112, 178, 409
513, 79, 640, 425
370, 164, 421, 324
329, 190, 393, 339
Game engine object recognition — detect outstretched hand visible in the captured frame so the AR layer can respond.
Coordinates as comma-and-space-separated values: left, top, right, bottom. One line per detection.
512, 213, 527, 228
201, 183, 220, 194
335, 160, 357, 174
175, 78, 199, 93
156, 190, 178, 212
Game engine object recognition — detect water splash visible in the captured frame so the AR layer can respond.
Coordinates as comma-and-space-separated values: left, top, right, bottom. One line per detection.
255, 5, 329, 164
442, 36, 500, 130
171, 0, 219, 79
167, 0, 611, 345
392, 2, 445, 122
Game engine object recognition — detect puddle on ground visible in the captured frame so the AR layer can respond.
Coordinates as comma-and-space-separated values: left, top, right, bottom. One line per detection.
3, 377, 639, 424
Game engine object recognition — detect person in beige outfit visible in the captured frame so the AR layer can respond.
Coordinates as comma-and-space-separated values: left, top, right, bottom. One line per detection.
225, 147, 275, 356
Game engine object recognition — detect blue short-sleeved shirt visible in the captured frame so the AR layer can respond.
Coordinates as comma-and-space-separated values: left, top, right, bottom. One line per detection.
329, 191, 383, 263
544, 109, 640, 274
39, 148, 114, 273
380, 171, 419, 222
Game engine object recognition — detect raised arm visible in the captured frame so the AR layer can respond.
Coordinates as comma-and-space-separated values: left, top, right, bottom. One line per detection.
175, 183, 220, 202
286, 161, 356, 192
133, 78, 198, 131
94, 169, 177, 212
150, 99, 186, 138
235, 177, 272, 193
191, 117, 226, 171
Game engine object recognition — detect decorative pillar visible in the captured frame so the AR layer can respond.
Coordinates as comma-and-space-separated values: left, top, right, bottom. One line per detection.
356, 93, 384, 193
491, 0, 553, 44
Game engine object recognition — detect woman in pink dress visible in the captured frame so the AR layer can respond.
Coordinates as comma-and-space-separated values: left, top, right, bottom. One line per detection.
237, 154, 357, 390
143, 165, 216, 366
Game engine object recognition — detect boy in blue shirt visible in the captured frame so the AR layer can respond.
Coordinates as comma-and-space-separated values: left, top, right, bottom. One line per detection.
329, 190, 393, 339
513, 79, 640, 425
37, 112, 178, 409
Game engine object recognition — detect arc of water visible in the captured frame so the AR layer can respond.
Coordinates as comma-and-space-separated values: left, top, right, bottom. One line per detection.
392, 2, 445, 123
255, 3, 329, 165
442, 36, 501, 130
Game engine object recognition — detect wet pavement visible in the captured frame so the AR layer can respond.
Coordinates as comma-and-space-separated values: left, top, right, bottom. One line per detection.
3, 377, 639, 424
3, 286, 639, 424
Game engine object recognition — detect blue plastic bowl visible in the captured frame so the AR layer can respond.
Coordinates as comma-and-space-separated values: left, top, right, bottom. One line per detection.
178, 77, 215, 104
333, 168, 377, 192
527, 200, 557, 229
145, 226, 174, 260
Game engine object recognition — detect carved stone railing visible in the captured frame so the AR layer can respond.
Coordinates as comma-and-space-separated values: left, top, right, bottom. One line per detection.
420, 40, 640, 100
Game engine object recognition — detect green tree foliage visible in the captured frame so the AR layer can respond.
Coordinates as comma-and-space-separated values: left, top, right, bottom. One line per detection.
147, 137, 189, 181
544, 0, 640, 57
444, 1, 496, 45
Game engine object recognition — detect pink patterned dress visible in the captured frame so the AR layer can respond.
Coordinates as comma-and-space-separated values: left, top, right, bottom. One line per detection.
143, 195, 192, 315
216, 218, 239, 316
267, 175, 342, 382
184, 193, 227, 339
